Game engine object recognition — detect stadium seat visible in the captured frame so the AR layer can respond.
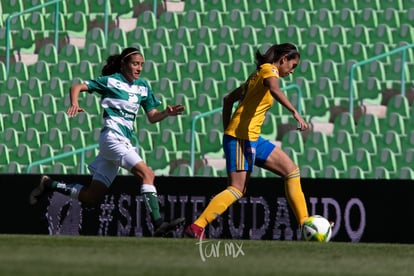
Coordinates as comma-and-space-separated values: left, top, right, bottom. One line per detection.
325, 24, 348, 46
212, 25, 235, 46
147, 145, 171, 176
283, 146, 299, 165
300, 147, 324, 173
181, 60, 203, 82
160, 60, 182, 82
52, 111, 71, 133
179, 10, 202, 30
356, 113, 381, 137
184, 0, 205, 12
169, 42, 189, 64
0, 144, 10, 167
195, 164, 219, 177
0, 127, 20, 148
380, 130, 403, 155
332, 112, 356, 136
59, 44, 80, 64
137, 128, 154, 152
66, 11, 88, 38
335, 8, 356, 28
204, 0, 227, 12
311, 8, 334, 28
72, 60, 95, 81
323, 147, 348, 178
111, 0, 134, 18
66, 0, 89, 14
357, 129, 378, 156
386, 94, 410, 118
171, 163, 193, 177
43, 76, 65, 98
151, 77, 174, 100
265, 9, 289, 29
305, 131, 329, 156
357, 8, 378, 27
26, 110, 49, 133
357, 0, 381, 10
67, 127, 86, 148
85, 27, 106, 48
175, 77, 197, 100
29, 60, 51, 81
244, 8, 267, 29
21, 76, 43, 98
323, 43, 346, 63
3, 111, 26, 133
382, 112, 407, 136
317, 59, 339, 82
127, 26, 149, 49
0, 93, 14, 115
223, 9, 246, 29
158, 11, 180, 30
70, 112, 93, 132
351, 147, 373, 174
80, 43, 103, 64
393, 23, 414, 45
149, 26, 171, 48
399, 166, 414, 180
348, 166, 366, 179
10, 143, 33, 166
300, 165, 317, 178
142, 60, 159, 81
281, 130, 304, 155
358, 76, 383, 105
234, 25, 258, 48
372, 155, 396, 179
330, 129, 354, 155
233, 43, 255, 64
321, 165, 341, 179
36, 93, 58, 115
169, 26, 193, 47
9, 61, 29, 81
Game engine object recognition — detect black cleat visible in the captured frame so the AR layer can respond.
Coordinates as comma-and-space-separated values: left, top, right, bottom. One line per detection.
29, 175, 52, 205
153, 217, 186, 237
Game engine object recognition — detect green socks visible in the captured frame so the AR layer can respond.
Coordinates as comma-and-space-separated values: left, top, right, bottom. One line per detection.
141, 184, 162, 224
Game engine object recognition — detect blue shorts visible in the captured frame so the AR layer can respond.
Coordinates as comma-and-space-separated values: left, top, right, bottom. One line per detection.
223, 134, 276, 172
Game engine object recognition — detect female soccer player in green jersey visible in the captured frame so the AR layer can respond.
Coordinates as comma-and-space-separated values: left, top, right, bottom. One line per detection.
185, 43, 309, 239
30, 47, 185, 237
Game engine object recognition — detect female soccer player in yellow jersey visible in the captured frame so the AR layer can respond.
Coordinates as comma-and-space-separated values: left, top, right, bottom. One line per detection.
185, 43, 309, 239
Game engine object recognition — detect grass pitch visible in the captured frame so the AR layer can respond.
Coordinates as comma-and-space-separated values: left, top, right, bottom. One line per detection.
0, 234, 413, 276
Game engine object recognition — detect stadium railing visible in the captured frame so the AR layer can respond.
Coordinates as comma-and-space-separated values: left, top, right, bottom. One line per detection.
26, 136, 139, 174
348, 43, 414, 115
189, 83, 303, 175
4, 0, 63, 75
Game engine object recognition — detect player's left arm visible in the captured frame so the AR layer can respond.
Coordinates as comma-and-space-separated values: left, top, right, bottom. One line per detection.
146, 104, 185, 123
265, 76, 308, 131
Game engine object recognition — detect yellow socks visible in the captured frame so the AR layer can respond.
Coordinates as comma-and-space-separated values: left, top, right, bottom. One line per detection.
285, 168, 309, 225
194, 186, 243, 229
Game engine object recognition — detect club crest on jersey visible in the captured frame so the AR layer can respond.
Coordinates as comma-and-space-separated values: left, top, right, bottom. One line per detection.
128, 93, 138, 103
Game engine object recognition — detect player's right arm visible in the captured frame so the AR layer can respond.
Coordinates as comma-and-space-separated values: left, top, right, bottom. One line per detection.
67, 83, 88, 117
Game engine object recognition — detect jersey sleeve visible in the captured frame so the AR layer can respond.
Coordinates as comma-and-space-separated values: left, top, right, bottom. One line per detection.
261, 63, 279, 79
84, 76, 108, 95
141, 82, 162, 113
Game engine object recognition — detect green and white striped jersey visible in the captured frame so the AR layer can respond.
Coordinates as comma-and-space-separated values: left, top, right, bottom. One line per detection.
86, 73, 161, 139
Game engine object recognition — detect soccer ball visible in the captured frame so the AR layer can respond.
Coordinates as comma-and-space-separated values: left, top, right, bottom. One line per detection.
301, 215, 332, 242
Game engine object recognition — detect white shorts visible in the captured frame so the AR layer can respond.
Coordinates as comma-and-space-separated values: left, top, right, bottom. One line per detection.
88, 128, 143, 187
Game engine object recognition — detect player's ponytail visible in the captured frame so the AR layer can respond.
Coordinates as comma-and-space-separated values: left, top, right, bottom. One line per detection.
255, 43, 300, 69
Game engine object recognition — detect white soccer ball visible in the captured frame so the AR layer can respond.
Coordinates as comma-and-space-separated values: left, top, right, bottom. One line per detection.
301, 215, 332, 242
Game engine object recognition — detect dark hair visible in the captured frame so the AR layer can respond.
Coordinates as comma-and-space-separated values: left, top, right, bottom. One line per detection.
101, 47, 143, 76
255, 43, 300, 69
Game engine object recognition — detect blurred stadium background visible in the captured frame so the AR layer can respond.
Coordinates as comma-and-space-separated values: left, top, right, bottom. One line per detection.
1, 0, 414, 179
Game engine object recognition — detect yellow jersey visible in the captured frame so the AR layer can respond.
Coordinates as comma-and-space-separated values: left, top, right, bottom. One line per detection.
224, 63, 279, 141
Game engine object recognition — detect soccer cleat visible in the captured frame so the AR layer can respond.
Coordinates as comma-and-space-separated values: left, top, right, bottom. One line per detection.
153, 217, 186, 237
184, 223, 206, 239
29, 175, 53, 205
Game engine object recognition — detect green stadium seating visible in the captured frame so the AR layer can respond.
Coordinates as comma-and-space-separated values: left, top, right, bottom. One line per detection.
171, 163, 193, 176
330, 129, 354, 155
37, 43, 58, 64
29, 60, 51, 81
179, 10, 202, 30
0, 93, 14, 115
0, 127, 20, 148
